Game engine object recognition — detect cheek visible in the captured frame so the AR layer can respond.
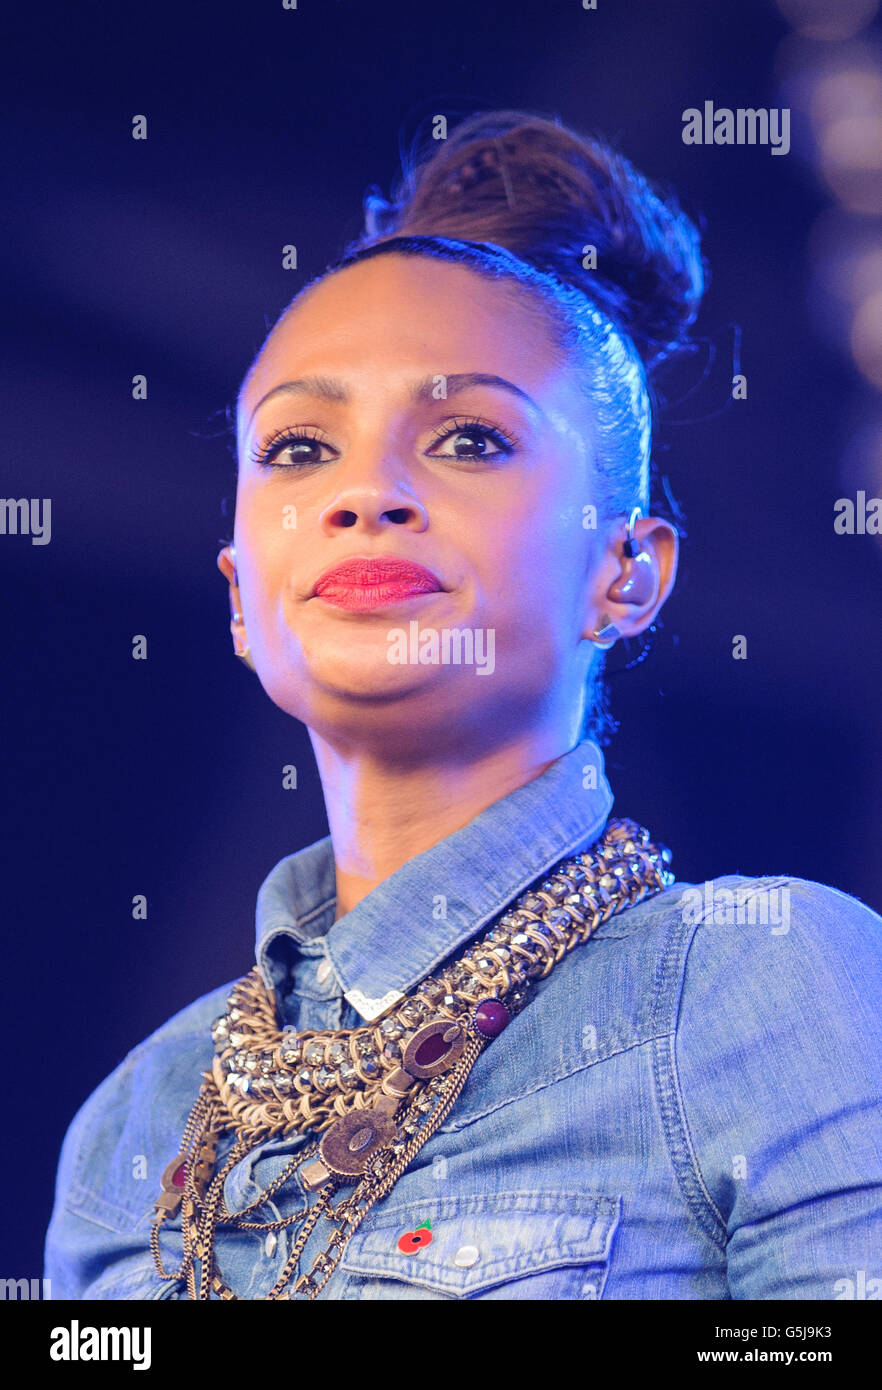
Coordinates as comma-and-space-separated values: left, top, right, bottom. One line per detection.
234, 491, 293, 615
481, 495, 590, 619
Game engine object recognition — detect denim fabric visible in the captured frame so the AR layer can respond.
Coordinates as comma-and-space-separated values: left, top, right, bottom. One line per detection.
44, 738, 882, 1300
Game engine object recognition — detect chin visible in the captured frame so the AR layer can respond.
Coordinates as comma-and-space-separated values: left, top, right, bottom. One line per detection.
262, 651, 445, 713
315, 656, 452, 702
280, 661, 495, 744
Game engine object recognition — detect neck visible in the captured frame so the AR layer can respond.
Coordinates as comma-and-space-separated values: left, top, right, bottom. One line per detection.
309, 724, 581, 919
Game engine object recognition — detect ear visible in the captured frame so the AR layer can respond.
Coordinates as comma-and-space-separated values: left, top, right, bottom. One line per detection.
217, 545, 252, 660
582, 517, 679, 642
217, 545, 237, 586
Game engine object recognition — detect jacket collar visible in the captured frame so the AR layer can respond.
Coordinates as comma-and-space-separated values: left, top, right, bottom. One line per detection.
254, 738, 613, 1021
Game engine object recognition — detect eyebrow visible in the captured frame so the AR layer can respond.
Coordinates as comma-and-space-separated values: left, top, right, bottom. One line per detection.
242, 372, 545, 432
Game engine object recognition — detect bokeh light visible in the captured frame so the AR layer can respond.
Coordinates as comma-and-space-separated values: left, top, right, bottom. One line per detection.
776, 0, 879, 43
851, 288, 882, 386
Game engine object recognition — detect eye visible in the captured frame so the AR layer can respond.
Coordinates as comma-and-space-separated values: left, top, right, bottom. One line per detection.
249, 426, 337, 470
425, 416, 518, 461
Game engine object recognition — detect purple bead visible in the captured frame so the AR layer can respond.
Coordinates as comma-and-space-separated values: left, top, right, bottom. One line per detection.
473, 1000, 510, 1039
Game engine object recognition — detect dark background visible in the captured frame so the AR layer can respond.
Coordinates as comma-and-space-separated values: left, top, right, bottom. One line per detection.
3, 0, 881, 1278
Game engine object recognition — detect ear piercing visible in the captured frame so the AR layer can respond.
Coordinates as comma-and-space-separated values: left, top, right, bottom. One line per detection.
227, 546, 255, 670
589, 614, 622, 649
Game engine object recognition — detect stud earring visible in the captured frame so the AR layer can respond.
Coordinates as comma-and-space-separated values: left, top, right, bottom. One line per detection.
232, 632, 256, 671
224, 547, 255, 670
589, 614, 622, 649
229, 603, 256, 673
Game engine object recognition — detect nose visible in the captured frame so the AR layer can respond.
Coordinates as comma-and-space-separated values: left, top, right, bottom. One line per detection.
317, 461, 429, 536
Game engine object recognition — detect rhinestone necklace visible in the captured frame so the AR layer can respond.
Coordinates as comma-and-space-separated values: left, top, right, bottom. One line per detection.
150, 817, 673, 1299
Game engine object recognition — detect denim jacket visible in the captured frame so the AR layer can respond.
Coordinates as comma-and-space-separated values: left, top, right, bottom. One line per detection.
44, 738, 882, 1300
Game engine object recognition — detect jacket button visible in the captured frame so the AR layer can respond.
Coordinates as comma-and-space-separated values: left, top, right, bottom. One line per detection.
316, 958, 333, 984
264, 1232, 278, 1258
454, 1244, 480, 1268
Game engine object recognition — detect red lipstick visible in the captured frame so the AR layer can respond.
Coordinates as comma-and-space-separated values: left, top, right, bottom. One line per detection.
312, 557, 443, 611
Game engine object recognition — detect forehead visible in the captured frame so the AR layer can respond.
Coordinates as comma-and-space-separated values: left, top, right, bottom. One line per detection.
237, 254, 575, 428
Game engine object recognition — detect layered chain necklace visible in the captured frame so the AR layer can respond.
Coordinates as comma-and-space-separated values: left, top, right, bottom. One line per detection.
150, 817, 673, 1300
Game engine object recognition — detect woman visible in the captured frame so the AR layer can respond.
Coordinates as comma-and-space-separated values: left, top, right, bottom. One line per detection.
45, 110, 882, 1301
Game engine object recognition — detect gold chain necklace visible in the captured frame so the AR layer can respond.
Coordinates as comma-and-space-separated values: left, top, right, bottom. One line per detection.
150, 817, 673, 1299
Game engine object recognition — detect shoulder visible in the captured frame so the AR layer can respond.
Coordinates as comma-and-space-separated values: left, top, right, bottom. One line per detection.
50, 979, 234, 1232
75, 977, 232, 1122
665, 876, 882, 1246
556, 871, 882, 1047
672, 873, 882, 999
665, 875, 882, 1101
589, 869, 882, 971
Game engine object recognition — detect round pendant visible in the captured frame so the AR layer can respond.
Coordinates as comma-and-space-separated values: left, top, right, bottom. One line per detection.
319, 1106, 397, 1178
401, 1019, 467, 1079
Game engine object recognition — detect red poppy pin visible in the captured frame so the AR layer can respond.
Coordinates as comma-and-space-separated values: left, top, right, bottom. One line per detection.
397, 1221, 433, 1254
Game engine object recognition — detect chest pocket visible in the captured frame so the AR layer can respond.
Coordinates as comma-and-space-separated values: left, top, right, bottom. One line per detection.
339, 1190, 621, 1300
80, 1251, 185, 1301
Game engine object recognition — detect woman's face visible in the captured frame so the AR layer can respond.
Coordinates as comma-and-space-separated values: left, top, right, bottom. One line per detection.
229, 254, 632, 754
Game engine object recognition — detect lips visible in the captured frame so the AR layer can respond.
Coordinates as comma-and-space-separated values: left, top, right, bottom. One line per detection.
312, 557, 443, 611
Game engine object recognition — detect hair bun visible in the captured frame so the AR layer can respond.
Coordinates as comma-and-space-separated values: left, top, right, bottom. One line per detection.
361, 110, 707, 373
